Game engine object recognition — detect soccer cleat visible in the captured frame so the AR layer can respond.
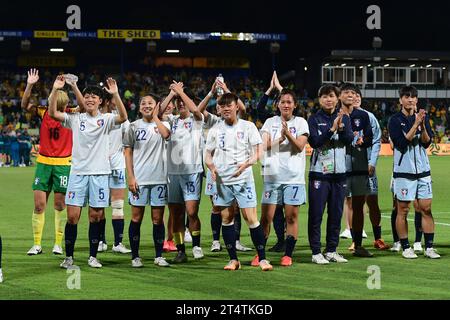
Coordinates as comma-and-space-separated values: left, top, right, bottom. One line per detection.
192, 246, 204, 259
163, 240, 177, 252
60, 257, 74, 269
154, 257, 170, 267
210, 240, 222, 252
390, 241, 401, 252
374, 239, 391, 250
348, 242, 355, 252
131, 257, 144, 268
362, 230, 368, 238
280, 256, 293, 266
251, 254, 259, 267
268, 241, 286, 252
27, 245, 42, 255
324, 252, 348, 263
172, 251, 188, 264
259, 259, 273, 271
312, 253, 330, 265
339, 229, 352, 239
184, 228, 192, 243
97, 241, 108, 252
52, 245, 63, 255
235, 240, 252, 252
402, 248, 418, 259
353, 246, 374, 258
112, 243, 132, 254
413, 242, 423, 253
224, 260, 241, 271
0, 269, 3, 283
424, 248, 441, 259
88, 256, 102, 268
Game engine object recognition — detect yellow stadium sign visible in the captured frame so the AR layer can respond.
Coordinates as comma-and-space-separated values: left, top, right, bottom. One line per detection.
97, 29, 160, 39
34, 30, 67, 38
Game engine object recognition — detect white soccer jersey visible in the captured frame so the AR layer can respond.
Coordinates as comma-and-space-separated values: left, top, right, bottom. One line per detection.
206, 119, 262, 185
109, 110, 130, 170
63, 112, 116, 175
123, 119, 169, 185
167, 113, 204, 175
260, 116, 309, 184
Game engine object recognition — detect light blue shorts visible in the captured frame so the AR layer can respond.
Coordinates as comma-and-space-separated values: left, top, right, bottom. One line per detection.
394, 176, 433, 202
168, 173, 202, 204
261, 183, 306, 206
109, 169, 126, 189
129, 184, 167, 207
65, 174, 110, 208
204, 170, 217, 196
214, 181, 257, 209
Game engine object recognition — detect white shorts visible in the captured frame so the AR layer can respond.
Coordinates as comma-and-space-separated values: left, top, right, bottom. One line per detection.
66, 174, 110, 208
109, 169, 126, 189
129, 184, 167, 207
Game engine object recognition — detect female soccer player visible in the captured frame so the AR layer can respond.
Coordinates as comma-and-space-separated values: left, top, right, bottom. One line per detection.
258, 88, 309, 266
124, 94, 171, 267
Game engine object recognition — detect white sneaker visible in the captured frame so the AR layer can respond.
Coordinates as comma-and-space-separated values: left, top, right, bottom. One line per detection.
312, 253, 330, 265
52, 245, 63, 255
211, 240, 221, 252
88, 256, 102, 268
424, 248, 441, 259
324, 252, 348, 263
97, 241, 108, 252
184, 228, 192, 243
112, 243, 131, 254
192, 246, 204, 259
235, 240, 252, 252
413, 242, 423, 253
362, 230, 368, 238
131, 257, 144, 268
402, 248, 418, 259
390, 241, 401, 252
0, 269, 3, 283
154, 257, 170, 267
339, 229, 352, 239
60, 257, 74, 269
27, 245, 42, 255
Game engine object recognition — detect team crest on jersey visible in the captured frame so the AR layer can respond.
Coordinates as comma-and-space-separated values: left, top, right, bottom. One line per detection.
353, 119, 361, 127
207, 183, 213, 191
264, 191, 271, 199
289, 127, 297, 135
184, 121, 192, 129
133, 193, 140, 200
236, 131, 244, 140
68, 191, 75, 199
401, 188, 408, 196
97, 119, 105, 127
313, 181, 321, 189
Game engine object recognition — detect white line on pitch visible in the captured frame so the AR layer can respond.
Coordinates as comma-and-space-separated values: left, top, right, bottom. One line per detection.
381, 214, 450, 227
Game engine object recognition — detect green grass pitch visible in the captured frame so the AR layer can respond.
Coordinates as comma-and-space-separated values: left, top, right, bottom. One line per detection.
0, 156, 449, 300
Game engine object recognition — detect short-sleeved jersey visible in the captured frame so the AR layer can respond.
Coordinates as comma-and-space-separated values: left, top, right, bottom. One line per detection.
62, 112, 116, 175
36, 106, 74, 165
109, 109, 130, 170
123, 119, 170, 185
206, 119, 262, 185
166, 113, 204, 175
260, 116, 310, 184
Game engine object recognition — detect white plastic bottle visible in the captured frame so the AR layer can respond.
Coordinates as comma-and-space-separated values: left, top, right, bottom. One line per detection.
216, 74, 224, 95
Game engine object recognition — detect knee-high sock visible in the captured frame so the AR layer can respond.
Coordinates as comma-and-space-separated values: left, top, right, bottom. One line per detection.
112, 219, 124, 246
32, 211, 45, 246
54, 209, 66, 247
222, 224, 237, 260
99, 218, 106, 243
211, 212, 222, 241
414, 211, 423, 243
285, 235, 297, 258
89, 222, 100, 258
234, 212, 242, 241
273, 206, 285, 243
64, 223, 77, 258
391, 208, 399, 242
153, 223, 165, 258
249, 223, 266, 261
129, 221, 141, 260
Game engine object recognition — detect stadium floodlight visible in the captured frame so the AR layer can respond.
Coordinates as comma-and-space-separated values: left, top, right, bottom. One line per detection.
359, 66, 364, 69
166, 49, 180, 53
410, 64, 416, 67
324, 63, 330, 67
61, 37, 69, 42
50, 48, 64, 52
341, 63, 346, 67
304, 67, 308, 71
125, 38, 133, 43
367, 64, 372, 67
426, 64, 432, 68
384, 63, 390, 67
443, 67, 446, 70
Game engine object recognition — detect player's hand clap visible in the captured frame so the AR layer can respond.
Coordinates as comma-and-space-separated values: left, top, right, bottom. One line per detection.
152, 102, 161, 120
53, 75, 65, 89
27, 68, 39, 85
233, 162, 248, 178
170, 81, 184, 95
273, 71, 283, 92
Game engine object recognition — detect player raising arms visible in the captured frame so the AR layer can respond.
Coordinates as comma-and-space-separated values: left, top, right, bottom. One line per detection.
164, 81, 205, 263
124, 94, 171, 267
206, 93, 272, 271
49, 75, 128, 268
258, 88, 309, 267
307, 85, 353, 265
388, 86, 440, 259
22, 69, 82, 256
